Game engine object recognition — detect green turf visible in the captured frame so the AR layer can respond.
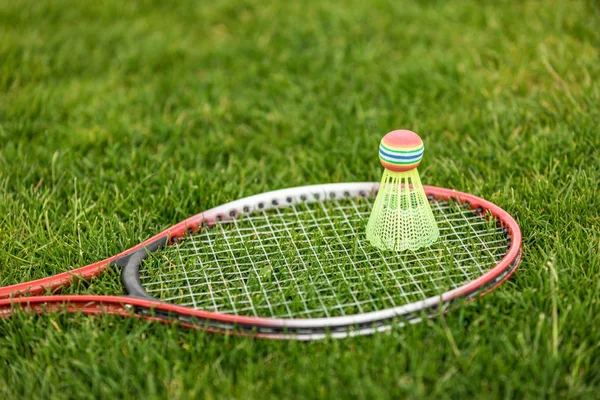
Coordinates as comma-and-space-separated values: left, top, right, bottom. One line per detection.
1, 0, 599, 398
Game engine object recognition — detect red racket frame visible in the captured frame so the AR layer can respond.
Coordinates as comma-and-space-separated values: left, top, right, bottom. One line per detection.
0, 184, 522, 339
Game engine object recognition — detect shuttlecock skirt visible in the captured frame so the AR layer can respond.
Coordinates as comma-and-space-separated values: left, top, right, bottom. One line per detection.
366, 169, 439, 251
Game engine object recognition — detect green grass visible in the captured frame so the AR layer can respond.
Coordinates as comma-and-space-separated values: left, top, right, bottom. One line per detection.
1, 0, 599, 398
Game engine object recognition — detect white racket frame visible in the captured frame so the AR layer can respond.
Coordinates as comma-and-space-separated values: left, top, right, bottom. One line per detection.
121, 182, 522, 339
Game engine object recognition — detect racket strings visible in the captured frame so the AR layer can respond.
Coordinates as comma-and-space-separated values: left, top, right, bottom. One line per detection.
138, 197, 509, 318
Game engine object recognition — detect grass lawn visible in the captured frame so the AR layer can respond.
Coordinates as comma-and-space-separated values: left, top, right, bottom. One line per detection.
1, 0, 599, 398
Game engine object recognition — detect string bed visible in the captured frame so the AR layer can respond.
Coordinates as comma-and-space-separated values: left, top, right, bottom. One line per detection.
139, 197, 510, 318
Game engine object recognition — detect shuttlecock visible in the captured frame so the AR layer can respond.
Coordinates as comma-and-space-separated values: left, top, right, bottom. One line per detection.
366, 130, 439, 251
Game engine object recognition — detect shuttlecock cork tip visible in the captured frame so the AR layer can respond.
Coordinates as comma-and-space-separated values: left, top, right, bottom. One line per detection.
379, 130, 424, 172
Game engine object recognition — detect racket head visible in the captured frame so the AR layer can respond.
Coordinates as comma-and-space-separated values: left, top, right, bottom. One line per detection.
0, 183, 522, 340
123, 182, 521, 336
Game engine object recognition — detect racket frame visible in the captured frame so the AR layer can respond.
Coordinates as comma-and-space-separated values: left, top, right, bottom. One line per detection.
0, 183, 522, 340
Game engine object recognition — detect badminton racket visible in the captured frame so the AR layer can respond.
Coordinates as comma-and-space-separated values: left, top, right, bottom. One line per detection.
0, 182, 522, 340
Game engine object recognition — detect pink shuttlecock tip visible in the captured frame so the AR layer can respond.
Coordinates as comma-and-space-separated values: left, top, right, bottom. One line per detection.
378, 130, 425, 172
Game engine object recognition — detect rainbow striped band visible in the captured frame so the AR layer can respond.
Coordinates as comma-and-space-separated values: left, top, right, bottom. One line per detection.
378, 142, 424, 170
